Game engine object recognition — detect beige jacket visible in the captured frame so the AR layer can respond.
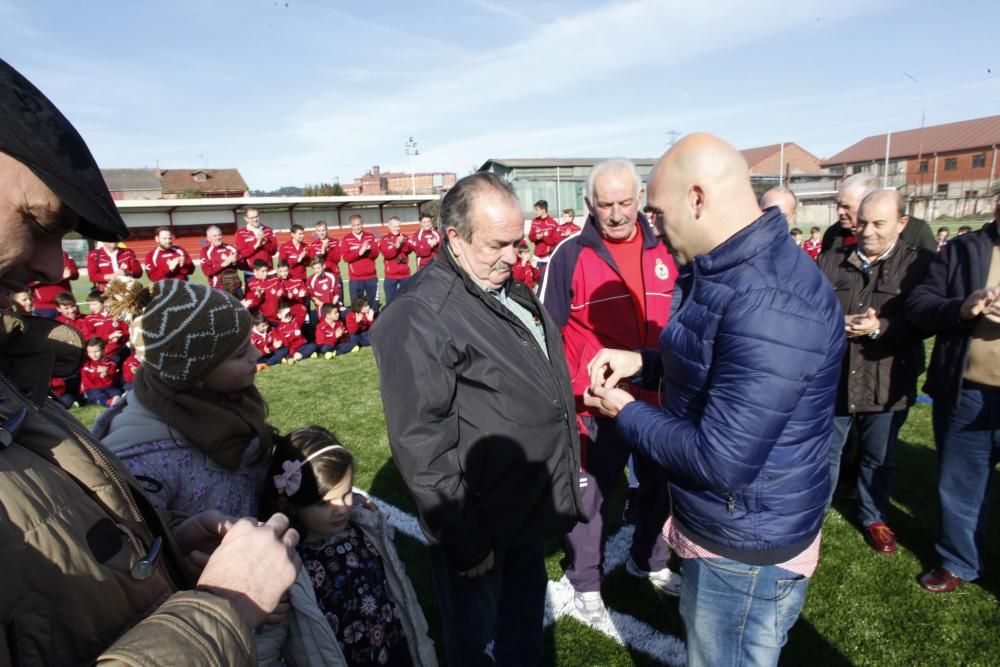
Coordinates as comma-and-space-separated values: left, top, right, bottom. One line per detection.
0, 314, 254, 666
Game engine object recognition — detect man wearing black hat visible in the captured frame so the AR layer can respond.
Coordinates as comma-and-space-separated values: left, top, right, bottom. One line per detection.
0, 57, 300, 664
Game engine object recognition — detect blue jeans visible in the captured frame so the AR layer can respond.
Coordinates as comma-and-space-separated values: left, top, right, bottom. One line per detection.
828, 410, 908, 524
318, 339, 359, 356
429, 542, 547, 667
680, 556, 810, 667
932, 385, 1000, 581
259, 348, 288, 366
292, 342, 318, 359
84, 387, 121, 407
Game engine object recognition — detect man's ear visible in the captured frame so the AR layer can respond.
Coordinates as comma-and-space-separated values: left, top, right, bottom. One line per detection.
689, 185, 705, 220
898, 215, 909, 230
445, 226, 462, 254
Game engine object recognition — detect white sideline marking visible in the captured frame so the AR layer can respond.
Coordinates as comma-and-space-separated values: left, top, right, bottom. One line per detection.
368, 493, 686, 666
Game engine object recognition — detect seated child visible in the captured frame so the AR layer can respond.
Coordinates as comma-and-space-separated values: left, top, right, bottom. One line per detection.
121, 352, 140, 393
251, 312, 289, 367
511, 241, 540, 292
345, 296, 375, 348
55, 291, 92, 340
242, 259, 273, 314
10, 290, 35, 316
274, 302, 318, 363
315, 303, 358, 358
80, 337, 122, 407
256, 426, 437, 667
84, 290, 130, 364
50, 375, 80, 410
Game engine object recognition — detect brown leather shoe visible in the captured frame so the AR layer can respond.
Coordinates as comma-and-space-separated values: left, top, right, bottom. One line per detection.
920, 567, 963, 593
864, 521, 897, 554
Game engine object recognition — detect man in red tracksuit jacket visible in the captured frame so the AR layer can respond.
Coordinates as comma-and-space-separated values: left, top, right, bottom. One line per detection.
87, 241, 143, 292
529, 199, 560, 265
412, 213, 441, 270
341, 214, 380, 312
308, 220, 344, 293
143, 227, 194, 282
200, 225, 241, 290
278, 224, 311, 280
234, 207, 278, 274
379, 216, 414, 306
539, 159, 679, 619
30, 250, 78, 317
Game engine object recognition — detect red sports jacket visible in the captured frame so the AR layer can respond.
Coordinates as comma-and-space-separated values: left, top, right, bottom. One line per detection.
31, 251, 79, 311
200, 242, 240, 288
235, 225, 278, 270
341, 231, 380, 280
87, 246, 143, 291
143, 246, 194, 282
279, 241, 311, 280
380, 233, 414, 279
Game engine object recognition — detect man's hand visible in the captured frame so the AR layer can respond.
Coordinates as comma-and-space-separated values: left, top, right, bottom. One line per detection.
174, 509, 233, 569
196, 513, 301, 630
430, 235, 438, 247
587, 348, 643, 390
583, 385, 635, 418
960, 287, 1000, 320
845, 307, 879, 338
457, 550, 494, 578
222, 253, 236, 267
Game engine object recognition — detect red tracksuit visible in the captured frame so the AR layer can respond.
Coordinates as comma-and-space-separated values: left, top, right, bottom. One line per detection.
316, 319, 350, 346
121, 354, 140, 385
511, 260, 540, 290
529, 215, 559, 258
57, 314, 92, 340
243, 276, 271, 313
413, 229, 441, 269
308, 236, 342, 275
87, 246, 143, 291
235, 225, 278, 270
341, 231, 380, 281
308, 271, 342, 307
380, 233, 414, 279
84, 312, 129, 359
257, 276, 284, 321
31, 251, 79, 312
346, 311, 374, 335
80, 358, 119, 392
277, 277, 309, 305
279, 241, 311, 281
802, 238, 822, 260
273, 320, 307, 356
144, 245, 194, 282
251, 328, 275, 356
200, 242, 241, 288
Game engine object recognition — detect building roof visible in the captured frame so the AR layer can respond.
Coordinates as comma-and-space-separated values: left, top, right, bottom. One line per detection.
480, 157, 659, 171
821, 114, 1000, 166
159, 168, 249, 195
114, 193, 440, 214
101, 168, 161, 192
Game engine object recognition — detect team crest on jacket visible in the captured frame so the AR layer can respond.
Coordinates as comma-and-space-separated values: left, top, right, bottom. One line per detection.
655, 258, 670, 280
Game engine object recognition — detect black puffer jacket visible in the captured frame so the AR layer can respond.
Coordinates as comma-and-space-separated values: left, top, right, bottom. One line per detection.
818, 242, 934, 413
371, 249, 585, 571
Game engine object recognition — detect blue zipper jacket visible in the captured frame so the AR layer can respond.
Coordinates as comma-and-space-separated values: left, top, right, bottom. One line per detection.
617, 208, 845, 564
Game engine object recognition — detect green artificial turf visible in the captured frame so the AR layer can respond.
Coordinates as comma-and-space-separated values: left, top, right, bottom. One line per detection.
71, 348, 1000, 665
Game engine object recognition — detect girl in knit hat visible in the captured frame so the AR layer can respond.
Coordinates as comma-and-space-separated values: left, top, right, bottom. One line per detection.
93, 279, 276, 518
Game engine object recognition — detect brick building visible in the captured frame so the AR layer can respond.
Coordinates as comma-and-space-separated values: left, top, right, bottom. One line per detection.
159, 168, 249, 199
821, 114, 1000, 218
740, 143, 824, 178
343, 165, 456, 196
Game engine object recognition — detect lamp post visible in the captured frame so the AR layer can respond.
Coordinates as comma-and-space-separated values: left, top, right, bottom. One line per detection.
405, 137, 419, 195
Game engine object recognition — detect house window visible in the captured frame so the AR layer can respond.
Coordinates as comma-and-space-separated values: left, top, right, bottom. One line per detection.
937, 184, 949, 195
965, 190, 979, 198
972, 154, 986, 168
918, 160, 928, 173
851, 165, 864, 174
944, 158, 957, 171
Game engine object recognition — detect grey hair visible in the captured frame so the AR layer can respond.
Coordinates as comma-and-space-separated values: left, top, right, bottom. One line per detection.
860, 189, 907, 218
440, 172, 520, 242
206, 225, 222, 235
585, 159, 641, 204
839, 173, 881, 199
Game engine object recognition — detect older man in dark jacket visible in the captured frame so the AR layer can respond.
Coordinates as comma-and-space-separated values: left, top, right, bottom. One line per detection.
371, 172, 584, 666
906, 200, 1000, 594
587, 134, 844, 667
818, 190, 933, 554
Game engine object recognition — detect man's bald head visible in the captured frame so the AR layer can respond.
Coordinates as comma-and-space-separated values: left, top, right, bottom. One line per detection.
760, 187, 798, 226
645, 133, 762, 265
836, 173, 880, 232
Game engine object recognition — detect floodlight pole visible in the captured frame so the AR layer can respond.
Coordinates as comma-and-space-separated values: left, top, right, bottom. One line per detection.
405, 137, 419, 195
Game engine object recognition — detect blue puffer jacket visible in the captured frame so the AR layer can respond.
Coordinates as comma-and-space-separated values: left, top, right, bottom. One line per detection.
617, 208, 845, 565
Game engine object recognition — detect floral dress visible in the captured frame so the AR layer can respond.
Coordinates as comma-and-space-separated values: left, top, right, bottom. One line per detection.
298, 526, 413, 666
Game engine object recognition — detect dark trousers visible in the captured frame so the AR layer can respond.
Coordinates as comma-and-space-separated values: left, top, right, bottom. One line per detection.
84, 387, 121, 406
259, 348, 289, 366
565, 414, 671, 592
318, 339, 360, 355
932, 384, 1000, 581
429, 542, 547, 667
292, 342, 318, 359
383, 277, 409, 306
828, 409, 908, 525
349, 278, 380, 312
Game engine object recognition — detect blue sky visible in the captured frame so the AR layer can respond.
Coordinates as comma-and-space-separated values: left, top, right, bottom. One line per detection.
3, 0, 999, 190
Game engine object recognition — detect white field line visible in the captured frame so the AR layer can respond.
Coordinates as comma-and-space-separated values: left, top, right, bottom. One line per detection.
369, 493, 686, 666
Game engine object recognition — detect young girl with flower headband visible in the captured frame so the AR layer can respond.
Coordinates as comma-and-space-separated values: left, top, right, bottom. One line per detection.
257, 426, 437, 667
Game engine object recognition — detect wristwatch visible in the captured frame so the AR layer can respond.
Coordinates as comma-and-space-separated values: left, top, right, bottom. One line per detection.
868, 327, 881, 339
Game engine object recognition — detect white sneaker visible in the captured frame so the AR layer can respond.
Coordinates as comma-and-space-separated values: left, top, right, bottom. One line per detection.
626, 556, 682, 597
573, 590, 607, 623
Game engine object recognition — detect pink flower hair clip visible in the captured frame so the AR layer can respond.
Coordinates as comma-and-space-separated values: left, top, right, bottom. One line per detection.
273, 444, 345, 497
